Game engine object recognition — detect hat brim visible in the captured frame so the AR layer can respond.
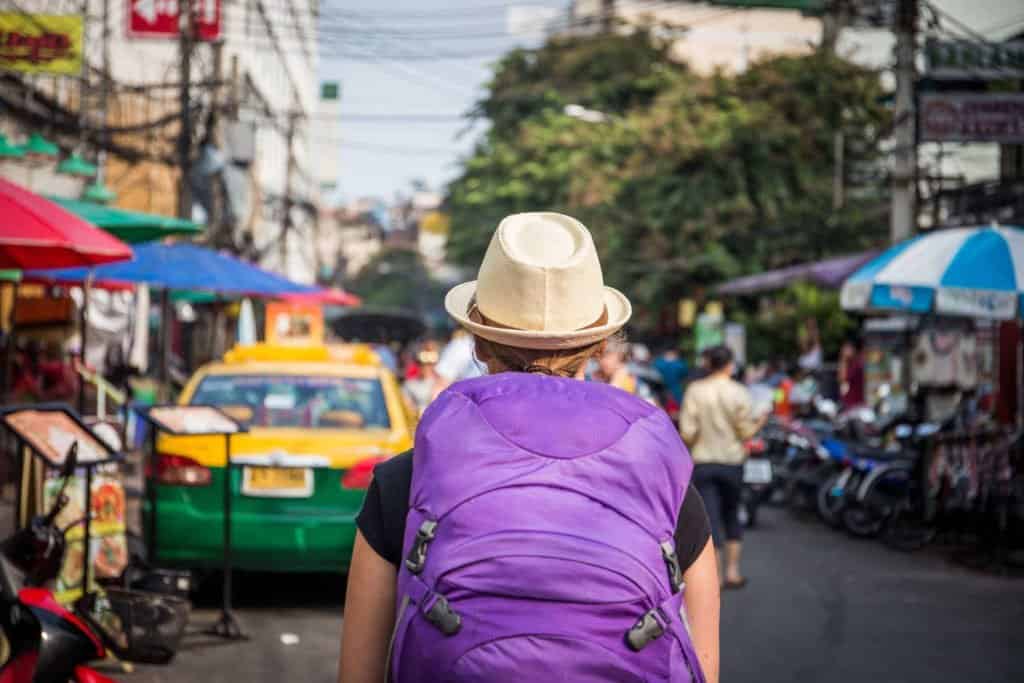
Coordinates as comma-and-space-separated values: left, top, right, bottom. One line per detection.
444, 280, 632, 350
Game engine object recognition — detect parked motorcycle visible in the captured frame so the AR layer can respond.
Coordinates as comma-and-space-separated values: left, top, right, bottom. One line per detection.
0, 443, 117, 683
740, 437, 772, 528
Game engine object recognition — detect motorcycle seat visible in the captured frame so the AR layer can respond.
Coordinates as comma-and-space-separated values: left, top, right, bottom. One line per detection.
847, 444, 914, 464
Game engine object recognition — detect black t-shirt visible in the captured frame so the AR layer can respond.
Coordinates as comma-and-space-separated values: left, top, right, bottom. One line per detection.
356, 450, 712, 573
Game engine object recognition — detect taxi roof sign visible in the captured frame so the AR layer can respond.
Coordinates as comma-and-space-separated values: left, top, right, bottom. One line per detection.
223, 343, 380, 367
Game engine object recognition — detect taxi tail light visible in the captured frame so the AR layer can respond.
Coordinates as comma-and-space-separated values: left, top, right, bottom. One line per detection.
151, 453, 212, 487
341, 456, 388, 490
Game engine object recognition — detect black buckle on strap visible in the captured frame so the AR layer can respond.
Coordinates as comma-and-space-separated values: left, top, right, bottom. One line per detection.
660, 540, 683, 594
424, 594, 462, 636
626, 609, 666, 652
404, 520, 437, 575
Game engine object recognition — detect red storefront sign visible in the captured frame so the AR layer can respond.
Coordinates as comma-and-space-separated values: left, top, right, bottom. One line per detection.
126, 0, 221, 40
919, 94, 1024, 144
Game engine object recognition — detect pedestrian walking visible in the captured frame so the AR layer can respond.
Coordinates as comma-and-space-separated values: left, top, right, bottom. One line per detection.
679, 345, 767, 590
401, 342, 441, 416
340, 213, 719, 683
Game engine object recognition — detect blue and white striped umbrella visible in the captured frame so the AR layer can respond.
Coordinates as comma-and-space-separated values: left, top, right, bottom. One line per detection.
841, 225, 1024, 319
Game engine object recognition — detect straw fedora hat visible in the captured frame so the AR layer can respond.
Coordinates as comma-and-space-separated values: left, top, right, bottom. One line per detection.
445, 212, 631, 350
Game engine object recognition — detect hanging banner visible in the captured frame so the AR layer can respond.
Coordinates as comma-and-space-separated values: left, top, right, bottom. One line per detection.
919, 93, 1024, 144
0, 13, 83, 75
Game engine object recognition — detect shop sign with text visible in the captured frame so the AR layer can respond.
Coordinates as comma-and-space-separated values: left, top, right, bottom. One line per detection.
127, 0, 221, 40
0, 13, 83, 75
919, 94, 1024, 144
925, 38, 1024, 80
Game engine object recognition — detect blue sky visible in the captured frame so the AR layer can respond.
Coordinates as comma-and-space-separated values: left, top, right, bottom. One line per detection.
320, 1, 566, 203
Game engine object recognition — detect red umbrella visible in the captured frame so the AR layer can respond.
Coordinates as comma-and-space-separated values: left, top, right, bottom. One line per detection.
279, 287, 361, 307
0, 178, 133, 269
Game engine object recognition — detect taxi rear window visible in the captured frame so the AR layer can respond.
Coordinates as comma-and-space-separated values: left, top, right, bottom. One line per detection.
191, 375, 390, 430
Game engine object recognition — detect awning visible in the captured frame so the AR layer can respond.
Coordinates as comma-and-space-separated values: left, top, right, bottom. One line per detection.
47, 197, 203, 244
0, 178, 133, 269
717, 250, 881, 296
27, 242, 318, 298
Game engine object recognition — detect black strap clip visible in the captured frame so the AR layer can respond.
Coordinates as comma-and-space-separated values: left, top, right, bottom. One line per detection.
660, 540, 683, 594
404, 520, 437, 575
424, 594, 462, 636
626, 609, 666, 652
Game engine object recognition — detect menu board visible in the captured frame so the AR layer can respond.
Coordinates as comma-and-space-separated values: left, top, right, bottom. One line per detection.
2, 409, 111, 465
43, 464, 127, 601
146, 406, 241, 436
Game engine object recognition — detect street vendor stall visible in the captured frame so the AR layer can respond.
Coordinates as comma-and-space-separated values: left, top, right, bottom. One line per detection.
841, 225, 1024, 571
841, 224, 1024, 422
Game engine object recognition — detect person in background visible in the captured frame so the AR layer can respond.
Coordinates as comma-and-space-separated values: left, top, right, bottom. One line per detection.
592, 335, 655, 402
680, 345, 767, 589
797, 317, 823, 372
402, 342, 441, 416
654, 344, 688, 407
838, 337, 866, 410
431, 328, 484, 398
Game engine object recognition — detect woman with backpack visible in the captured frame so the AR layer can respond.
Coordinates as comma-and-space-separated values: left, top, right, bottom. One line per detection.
339, 213, 720, 683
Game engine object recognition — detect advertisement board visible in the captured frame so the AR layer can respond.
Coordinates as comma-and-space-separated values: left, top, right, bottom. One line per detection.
127, 0, 221, 40
0, 13, 83, 75
919, 93, 1024, 144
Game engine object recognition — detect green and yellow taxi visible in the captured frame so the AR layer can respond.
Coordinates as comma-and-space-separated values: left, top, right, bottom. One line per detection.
144, 343, 416, 573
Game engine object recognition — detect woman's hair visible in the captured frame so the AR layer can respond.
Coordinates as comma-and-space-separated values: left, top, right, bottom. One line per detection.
473, 335, 607, 378
467, 307, 621, 377
704, 345, 734, 373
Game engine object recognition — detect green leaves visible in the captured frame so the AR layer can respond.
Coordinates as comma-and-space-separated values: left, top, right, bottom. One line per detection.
446, 32, 890, 328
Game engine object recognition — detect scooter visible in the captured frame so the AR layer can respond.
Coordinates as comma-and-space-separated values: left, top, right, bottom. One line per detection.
0, 443, 117, 683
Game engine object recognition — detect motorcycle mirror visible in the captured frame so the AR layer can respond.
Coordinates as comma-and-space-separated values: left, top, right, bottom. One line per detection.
44, 442, 78, 523
61, 442, 79, 479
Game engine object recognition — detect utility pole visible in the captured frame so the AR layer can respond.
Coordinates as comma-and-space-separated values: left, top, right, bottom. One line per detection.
178, 0, 195, 219
280, 111, 299, 275
600, 0, 615, 34
890, 0, 918, 244
833, 130, 845, 210
97, 0, 111, 181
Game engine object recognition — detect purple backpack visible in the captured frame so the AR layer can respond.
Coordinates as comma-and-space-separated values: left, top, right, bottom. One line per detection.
389, 373, 706, 682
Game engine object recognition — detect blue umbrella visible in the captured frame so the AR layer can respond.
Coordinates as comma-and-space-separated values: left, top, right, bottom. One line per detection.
841, 225, 1024, 320
28, 242, 318, 297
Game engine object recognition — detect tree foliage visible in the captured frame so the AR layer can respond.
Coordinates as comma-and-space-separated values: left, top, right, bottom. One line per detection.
446, 31, 890, 327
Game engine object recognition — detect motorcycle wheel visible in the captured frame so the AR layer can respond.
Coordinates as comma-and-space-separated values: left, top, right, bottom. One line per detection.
816, 471, 849, 528
841, 502, 887, 538
881, 509, 937, 552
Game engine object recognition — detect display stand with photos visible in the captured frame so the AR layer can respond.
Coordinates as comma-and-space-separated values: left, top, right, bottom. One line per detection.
0, 404, 123, 603
138, 405, 247, 640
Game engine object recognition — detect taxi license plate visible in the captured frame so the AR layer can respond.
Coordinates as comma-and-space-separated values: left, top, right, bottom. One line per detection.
241, 467, 313, 498
743, 460, 772, 485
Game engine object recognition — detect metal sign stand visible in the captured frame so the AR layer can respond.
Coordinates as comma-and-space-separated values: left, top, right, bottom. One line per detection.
138, 405, 247, 640
0, 404, 121, 600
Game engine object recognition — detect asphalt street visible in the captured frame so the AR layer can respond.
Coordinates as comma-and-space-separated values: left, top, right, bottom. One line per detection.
88, 506, 1024, 682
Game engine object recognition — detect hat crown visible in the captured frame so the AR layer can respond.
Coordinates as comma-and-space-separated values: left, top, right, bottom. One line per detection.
475, 213, 606, 333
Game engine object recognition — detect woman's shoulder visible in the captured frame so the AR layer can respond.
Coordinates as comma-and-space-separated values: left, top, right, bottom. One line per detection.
374, 449, 414, 491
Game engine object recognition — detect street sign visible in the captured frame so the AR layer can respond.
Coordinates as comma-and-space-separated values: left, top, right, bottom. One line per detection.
925, 38, 1024, 80
919, 94, 1024, 144
126, 0, 221, 40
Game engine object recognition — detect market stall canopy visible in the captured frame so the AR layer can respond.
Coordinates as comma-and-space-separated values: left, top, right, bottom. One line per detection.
0, 178, 133, 269
717, 250, 881, 295
27, 242, 319, 297
46, 197, 203, 244
841, 225, 1024, 320
279, 287, 361, 307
